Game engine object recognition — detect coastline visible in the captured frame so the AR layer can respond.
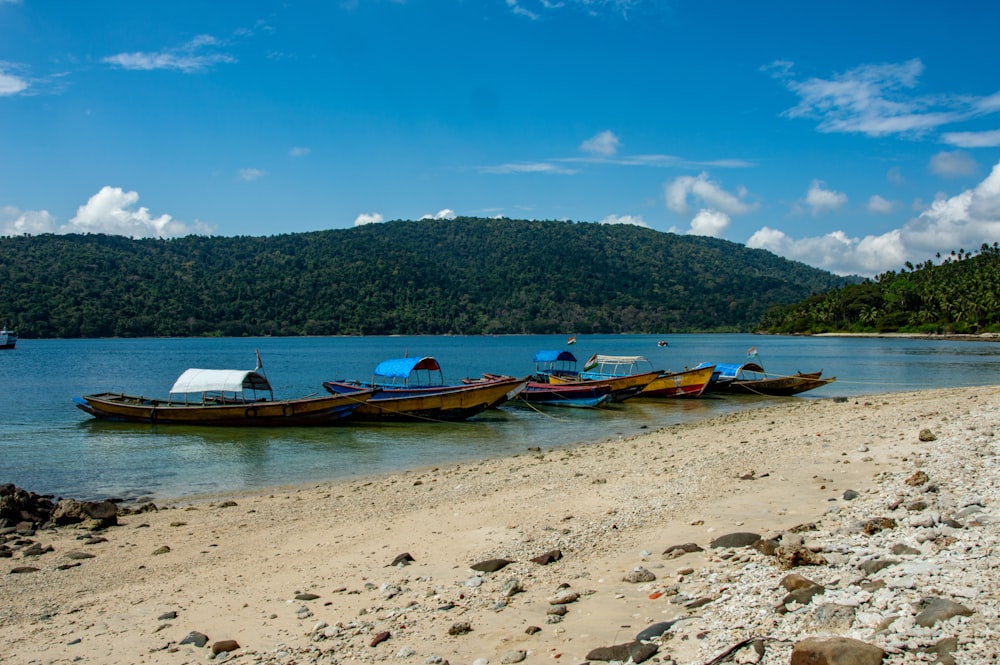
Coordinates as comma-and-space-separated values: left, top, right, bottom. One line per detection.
812, 331, 1000, 342
2, 385, 997, 664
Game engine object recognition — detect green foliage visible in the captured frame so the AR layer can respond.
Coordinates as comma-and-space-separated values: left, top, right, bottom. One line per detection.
0, 218, 850, 338
758, 243, 1000, 334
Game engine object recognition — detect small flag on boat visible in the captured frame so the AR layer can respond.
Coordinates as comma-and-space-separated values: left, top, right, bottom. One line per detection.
583, 354, 598, 371
747, 346, 759, 359
255, 349, 264, 370
567, 335, 577, 345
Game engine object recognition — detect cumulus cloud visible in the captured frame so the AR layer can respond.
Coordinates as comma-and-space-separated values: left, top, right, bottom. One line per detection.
2, 187, 212, 238
687, 209, 731, 238
580, 130, 621, 157
804, 180, 847, 215
867, 195, 895, 214
0, 205, 57, 235
420, 209, 457, 220
930, 150, 977, 177
353, 212, 383, 226
747, 159, 1000, 275
664, 172, 757, 216
64, 186, 212, 237
598, 214, 648, 228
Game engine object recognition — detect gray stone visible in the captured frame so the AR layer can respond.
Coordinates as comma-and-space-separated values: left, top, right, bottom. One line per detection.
914, 597, 973, 627
586, 641, 657, 663
623, 566, 656, 583
470, 558, 513, 573
635, 620, 677, 642
500, 649, 527, 663
790, 636, 885, 665
709, 532, 761, 548
180, 631, 209, 648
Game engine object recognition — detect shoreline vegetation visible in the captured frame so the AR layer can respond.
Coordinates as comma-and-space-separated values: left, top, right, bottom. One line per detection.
811, 331, 1000, 342
2, 385, 998, 663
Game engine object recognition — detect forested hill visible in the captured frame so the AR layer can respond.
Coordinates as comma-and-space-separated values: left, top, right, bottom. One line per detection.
0, 217, 851, 338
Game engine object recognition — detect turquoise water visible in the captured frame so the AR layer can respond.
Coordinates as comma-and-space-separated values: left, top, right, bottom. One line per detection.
2, 334, 998, 501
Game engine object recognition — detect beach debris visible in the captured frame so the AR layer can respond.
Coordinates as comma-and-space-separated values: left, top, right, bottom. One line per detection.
470, 558, 513, 572
448, 621, 472, 636
529, 548, 562, 565
701, 637, 767, 664
585, 640, 657, 663
709, 532, 761, 549
179, 631, 209, 648
789, 636, 884, 665
662, 542, 704, 558
389, 552, 415, 566
623, 565, 656, 583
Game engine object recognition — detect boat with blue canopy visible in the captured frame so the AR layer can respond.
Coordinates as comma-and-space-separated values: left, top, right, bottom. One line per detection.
323, 356, 528, 421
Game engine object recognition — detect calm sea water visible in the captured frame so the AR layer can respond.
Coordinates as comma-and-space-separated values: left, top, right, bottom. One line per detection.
2, 334, 998, 502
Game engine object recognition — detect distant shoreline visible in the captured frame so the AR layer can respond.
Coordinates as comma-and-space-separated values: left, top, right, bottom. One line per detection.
811, 331, 1000, 343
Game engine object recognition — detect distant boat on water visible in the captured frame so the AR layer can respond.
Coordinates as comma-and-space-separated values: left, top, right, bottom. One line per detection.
0, 324, 16, 350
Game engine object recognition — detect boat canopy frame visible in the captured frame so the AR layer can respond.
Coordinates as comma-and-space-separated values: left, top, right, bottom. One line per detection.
371, 356, 445, 388
580, 354, 655, 379
532, 349, 577, 374
168, 368, 274, 404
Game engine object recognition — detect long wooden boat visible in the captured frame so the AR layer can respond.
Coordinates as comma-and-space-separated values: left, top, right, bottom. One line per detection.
706, 362, 836, 396
640, 364, 715, 398
516, 381, 612, 408
75, 366, 375, 426
532, 351, 660, 402
323, 356, 529, 421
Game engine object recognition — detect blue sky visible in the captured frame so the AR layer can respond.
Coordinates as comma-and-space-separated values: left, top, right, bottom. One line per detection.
2, 1, 999, 276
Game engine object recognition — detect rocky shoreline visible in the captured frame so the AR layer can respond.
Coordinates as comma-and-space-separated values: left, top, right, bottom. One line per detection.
2, 386, 997, 664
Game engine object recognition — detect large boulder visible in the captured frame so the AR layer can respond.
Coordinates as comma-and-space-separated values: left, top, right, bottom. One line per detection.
51, 499, 119, 529
790, 637, 885, 665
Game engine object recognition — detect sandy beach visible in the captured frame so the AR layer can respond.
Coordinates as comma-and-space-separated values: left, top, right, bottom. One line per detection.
2, 386, 998, 664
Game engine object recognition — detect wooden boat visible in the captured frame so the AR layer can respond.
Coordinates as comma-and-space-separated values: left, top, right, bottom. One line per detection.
322, 356, 528, 421
0, 324, 16, 350
516, 381, 612, 408
75, 365, 375, 426
533, 351, 660, 402
705, 362, 836, 396
640, 364, 715, 398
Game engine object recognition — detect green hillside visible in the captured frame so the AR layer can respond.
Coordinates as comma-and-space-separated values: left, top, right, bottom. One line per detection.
0, 217, 850, 338
759, 244, 1000, 334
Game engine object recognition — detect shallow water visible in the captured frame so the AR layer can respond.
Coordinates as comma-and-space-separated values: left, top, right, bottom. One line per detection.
2, 333, 997, 501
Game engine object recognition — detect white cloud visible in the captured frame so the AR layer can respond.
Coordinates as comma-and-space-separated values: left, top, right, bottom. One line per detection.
353, 212, 384, 226
580, 130, 621, 157
3, 190, 210, 238
58, 186, 210, 237
102, 35, 236, 73
664, 172, 757, 216
804, 180, 847, 215
941, 129, 1000, 148
0, 206, 57, 235
887, 167, 905, 186
867, 195, 895, 214
289, 146, 311, 157
929, 150, 977, 177
598, 214, 648, 228
479, 161, 579, 175
239, 168, 266, 181
770, 58, 992, 138
748, 159, 1000, 275
0, 67, 29, 95
420, 209, 457, 220
687, 209, 730, 238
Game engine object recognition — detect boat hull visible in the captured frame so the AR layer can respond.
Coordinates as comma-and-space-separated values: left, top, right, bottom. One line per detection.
323, 376, 528, 421
545, 369, 661, 402
517, 382, 612, 408
640, 365, 715, 398
718, 372, 836, 396
74, 389, 374, 426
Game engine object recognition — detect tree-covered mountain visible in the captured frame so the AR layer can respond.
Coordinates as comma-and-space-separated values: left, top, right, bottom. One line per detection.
0, 217, 851, 338
758, 243, 1000, 334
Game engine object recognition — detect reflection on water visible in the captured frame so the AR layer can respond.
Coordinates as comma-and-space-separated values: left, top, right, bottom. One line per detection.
2, 334, 998, 501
